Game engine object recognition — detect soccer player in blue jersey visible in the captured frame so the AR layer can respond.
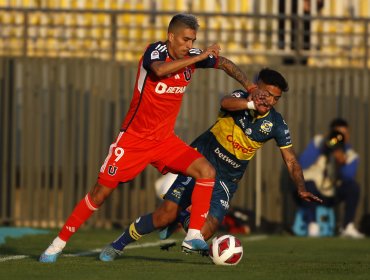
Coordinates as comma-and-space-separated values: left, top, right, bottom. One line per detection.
99, 68, 322, 261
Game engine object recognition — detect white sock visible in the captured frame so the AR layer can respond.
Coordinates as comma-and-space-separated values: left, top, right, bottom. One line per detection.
45, 237, 66, 254
185, 229, 201, 240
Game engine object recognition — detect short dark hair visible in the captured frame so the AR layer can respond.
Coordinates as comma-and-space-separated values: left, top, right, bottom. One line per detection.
168, 14, 199, 33
329, 118, 348, 129
257, 68, 289, 92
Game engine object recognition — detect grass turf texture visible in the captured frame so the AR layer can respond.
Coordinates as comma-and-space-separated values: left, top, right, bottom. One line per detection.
0, 229, 369, 280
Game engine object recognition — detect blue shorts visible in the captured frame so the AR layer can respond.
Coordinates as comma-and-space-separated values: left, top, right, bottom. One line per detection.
163, 174, 238, 223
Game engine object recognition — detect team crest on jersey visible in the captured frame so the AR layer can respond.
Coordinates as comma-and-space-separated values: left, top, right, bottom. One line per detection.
151, 50, 159, 60
108, 165, 118, 176
183, 67, 192, 81
260, 120, 273, 133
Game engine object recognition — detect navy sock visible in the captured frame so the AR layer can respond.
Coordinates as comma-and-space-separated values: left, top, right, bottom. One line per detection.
179, 210, 190, 232
111, 213, 155, 251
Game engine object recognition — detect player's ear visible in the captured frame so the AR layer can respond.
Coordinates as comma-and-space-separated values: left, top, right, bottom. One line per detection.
168, 32, 175, 42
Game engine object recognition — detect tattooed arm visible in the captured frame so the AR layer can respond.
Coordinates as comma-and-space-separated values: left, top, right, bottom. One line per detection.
217, 56, 255, 91
216, 56, 271, 115
280, 146, 323, 203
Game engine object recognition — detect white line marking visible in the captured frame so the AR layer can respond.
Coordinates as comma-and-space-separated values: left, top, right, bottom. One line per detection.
0, 235, 268, 262
0, 255, 28, 262
241, 235, 268, 242
64, 239, 177, 257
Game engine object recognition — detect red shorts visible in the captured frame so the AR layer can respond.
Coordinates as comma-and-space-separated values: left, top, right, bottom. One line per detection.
98, 131, 203, 188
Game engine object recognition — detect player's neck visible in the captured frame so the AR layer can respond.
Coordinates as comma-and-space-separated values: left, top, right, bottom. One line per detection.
166, 41, 178, 60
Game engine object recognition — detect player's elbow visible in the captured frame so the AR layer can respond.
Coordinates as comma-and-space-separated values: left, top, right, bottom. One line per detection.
220, 98, 228, 108
220, 97, 235, 111
150, 63, 168, 77
152, 68, 167, 77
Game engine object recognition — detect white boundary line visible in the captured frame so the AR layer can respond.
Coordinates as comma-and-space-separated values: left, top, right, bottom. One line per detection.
0, 235, 268, 262
0, 255, 28, 262
64, 239, 177, 257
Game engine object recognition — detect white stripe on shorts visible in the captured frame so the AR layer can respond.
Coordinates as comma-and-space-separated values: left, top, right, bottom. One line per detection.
100, 131, 124, 173
220, 180, 230, 201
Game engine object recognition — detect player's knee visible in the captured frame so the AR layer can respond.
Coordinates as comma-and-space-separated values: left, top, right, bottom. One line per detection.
152, 201, 179, 228
89, 183, 113, 206
195, 162, 216, 179
201, 164, 216, 179
186, 158, 215, 179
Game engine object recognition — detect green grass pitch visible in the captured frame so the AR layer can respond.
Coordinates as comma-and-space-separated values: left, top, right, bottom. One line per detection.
1, 229, 369, 280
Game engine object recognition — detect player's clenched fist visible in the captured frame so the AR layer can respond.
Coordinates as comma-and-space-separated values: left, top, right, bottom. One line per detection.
247, 88, 270, 115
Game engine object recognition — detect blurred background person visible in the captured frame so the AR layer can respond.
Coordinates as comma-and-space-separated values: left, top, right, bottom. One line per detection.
296, 118, 364, 238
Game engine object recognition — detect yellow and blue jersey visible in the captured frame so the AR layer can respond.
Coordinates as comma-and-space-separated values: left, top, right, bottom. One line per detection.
164, 89, 293, 223
190, 89, 292, 182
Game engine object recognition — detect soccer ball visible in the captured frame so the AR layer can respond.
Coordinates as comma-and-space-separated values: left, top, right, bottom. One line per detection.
209, 234, 243, 265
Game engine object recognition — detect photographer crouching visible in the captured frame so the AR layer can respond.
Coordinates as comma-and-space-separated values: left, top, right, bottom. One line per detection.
296, 118, 364, 238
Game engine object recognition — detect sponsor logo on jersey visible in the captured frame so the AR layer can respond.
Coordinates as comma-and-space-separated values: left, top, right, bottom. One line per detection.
155, 82, 186, 94
210, 116, 263, 160
214, 147, 241, 168
260, 120, 273, 133
226, 135, 257, 154
151, 50, 159, 60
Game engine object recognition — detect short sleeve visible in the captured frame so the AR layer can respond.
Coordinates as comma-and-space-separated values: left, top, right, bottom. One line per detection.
274, 118, 293, 148
189, 48, 218, 69
142, 42, 168, 70
230, 89, 248, 99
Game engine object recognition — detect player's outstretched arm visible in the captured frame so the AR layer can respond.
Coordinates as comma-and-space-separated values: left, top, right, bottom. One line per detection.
220, 94, 253, 111
220, 89, 270, 116
280, 147, 323, 203
150, 44, 220, 77
217, 56, 255, 91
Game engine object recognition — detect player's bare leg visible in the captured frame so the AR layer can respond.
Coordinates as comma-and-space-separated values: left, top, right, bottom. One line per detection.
201, 216, 220, 240
100, 200, 180, 261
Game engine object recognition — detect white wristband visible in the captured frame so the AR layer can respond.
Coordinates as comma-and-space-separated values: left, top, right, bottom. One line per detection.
247, 101, 256, 110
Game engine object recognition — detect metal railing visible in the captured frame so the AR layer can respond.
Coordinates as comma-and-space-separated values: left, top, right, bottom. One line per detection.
1, 7, 370, 67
